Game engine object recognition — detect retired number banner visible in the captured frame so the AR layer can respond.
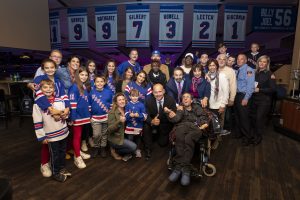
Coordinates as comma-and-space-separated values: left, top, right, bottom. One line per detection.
159, 5, 184, 48
49, 11, 62, 49
192, 5, 218, 48
68, 8, 88, 48
126, 5, 150, 47
95, 6, 118, 48
223, 5, 248, 48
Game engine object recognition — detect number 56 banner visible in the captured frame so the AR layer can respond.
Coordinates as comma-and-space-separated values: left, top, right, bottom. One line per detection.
126, 5, 150, 47
159, 5, 184, 48
224, 5, 248, 48
68, 8, 88, 48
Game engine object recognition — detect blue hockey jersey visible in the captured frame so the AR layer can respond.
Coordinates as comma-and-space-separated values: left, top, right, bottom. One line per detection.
125, 101, 147, 135
124, 81, 152, 104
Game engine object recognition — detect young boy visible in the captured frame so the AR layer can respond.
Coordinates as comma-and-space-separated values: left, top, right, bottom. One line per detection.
125, 89, 147, 158
246, 42, 262, 69
32, 80, 70, 182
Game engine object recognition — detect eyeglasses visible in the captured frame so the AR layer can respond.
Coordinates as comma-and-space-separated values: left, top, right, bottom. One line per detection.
51, 55, 62, 59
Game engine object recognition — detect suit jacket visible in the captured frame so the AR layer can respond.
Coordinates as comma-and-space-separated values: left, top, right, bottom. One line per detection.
145, 94, 176, 125
165, 76, 191, 104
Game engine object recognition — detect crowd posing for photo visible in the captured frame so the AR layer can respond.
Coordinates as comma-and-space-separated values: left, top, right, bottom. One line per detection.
30, 43, 276, 186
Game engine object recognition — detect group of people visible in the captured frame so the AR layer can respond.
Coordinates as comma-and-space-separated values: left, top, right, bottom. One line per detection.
30, 42, 276, 186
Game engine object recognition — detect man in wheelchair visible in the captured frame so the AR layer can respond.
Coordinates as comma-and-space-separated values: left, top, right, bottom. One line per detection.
164, 93, 209, 186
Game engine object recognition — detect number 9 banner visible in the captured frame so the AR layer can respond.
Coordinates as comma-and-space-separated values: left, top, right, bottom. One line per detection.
68, 8, 88, 48
223, 5, 248, 48
95, 6, 118, 48
126, 4, 150, 47
159, 5, 184, 48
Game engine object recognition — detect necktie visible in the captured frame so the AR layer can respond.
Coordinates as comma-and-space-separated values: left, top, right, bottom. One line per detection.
177, 82, 182, 103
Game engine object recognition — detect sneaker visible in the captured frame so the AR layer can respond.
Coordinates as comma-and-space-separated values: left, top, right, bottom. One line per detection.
53, 173, 67, 182
60, 168, 72, 177
88, 137, 95, 147
122, 154, 133, 162
81, 140, 88, 152
180, 172, 191, 186
74, 156, 86, 169
220, 130, 231, 136
135, 149, 142, 158
110, 148, 122, 160
80, 151, 91, 160
40, 163, 52, 177
168, 169, 181, 182
100, 147, 107, 158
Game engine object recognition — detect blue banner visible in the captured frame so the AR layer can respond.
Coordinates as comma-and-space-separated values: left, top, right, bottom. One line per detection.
252, 6, 296, 32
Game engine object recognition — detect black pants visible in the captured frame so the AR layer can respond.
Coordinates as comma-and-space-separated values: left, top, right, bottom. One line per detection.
126, 134, 142, 149
48, 137, 67, 175
143, 123, 173, 151
174, 122, 203, 164
250, 97, 271, 142
234, 93, 252, 140
224, 105, 234, 131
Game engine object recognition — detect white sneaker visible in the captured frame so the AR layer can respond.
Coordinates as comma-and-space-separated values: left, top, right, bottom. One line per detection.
40, 163, 52, 177
74, 156, 86, 169
88, 137, 95, 147
135, 149, 142, 158
80, 151, 91, 160
81, 140, 88, 152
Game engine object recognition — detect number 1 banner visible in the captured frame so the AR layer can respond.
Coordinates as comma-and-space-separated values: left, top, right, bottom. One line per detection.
192, 5, 218, 48
49, 11, 62, 49
224, 5, 248, 48
126, 5, 150, 47
159, 5, 184, 48
68, 8, 88, 48
95, 6, 118, 48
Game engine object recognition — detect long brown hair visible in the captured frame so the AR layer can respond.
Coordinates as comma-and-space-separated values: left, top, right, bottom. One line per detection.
74, 66, 91, 95
111, 92, 127, 112
135, 70, 148, 88
103, 59, 119, 85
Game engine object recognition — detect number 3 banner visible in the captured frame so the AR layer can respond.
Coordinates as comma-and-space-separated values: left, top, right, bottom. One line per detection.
95, 6, 118, 48
159, 5, 184, 48
126, 5, 150, 47
192, 5, 218, 48
224, 5, 248, 48
68, 8, 88, 48
49, 11, 62, 49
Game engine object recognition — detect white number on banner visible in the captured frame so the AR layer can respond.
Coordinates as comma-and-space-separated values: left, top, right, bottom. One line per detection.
74, 24, 82, 40
133, 21, 143, 38
166, 21, 176, 38
199, 21, 209, 39
275, 9, 292, 26
102, 22, 111, 39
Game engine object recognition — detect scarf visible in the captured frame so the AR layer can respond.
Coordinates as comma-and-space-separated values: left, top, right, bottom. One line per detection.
191, 77, 202, 92
208, 71, 219, 99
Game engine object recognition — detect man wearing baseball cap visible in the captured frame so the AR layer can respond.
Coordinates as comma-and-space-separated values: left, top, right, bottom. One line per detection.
143, 50, 170, 81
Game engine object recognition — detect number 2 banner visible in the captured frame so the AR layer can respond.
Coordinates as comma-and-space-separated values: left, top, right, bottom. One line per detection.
68, 8, 88, 48
95, 6, 118, 48
49, 11, 62, 49
224, 5, 248, 48
159, 5, 184, 48
126, 5, 150, 47
192, 5, 218, 48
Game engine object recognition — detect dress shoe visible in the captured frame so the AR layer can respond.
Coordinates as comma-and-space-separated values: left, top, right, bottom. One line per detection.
100, 147, 107, 158
242, 139, 252, 146
91, 147, 99, 158
168, 170, 181, 182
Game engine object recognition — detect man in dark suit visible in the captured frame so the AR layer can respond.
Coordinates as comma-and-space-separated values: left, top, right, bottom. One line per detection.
165, 67, 190, 105
144, 84, 177, 160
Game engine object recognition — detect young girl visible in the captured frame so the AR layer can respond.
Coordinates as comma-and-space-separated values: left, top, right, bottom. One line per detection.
33, 58, 70, 177
125, 89, 147, 158
68, 67, 91, 169
116, 66, 135, 93
189, 64, 211, 108
125, 70, 152, 104
89, 75, 113, 158
32, 79, 70, 182
103, 59, 119, 95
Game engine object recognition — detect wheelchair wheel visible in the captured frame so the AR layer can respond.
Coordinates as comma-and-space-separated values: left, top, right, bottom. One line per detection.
202, 163, 216, 177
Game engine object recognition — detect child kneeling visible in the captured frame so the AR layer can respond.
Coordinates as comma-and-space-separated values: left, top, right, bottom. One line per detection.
32, 80, 71, 182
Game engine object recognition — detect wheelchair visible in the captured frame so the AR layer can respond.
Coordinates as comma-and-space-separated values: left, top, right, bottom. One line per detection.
166, 121, 218, 178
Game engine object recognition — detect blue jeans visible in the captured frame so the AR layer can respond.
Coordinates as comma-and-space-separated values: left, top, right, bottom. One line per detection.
48, 138, 67, 175
110, 139, 137, 155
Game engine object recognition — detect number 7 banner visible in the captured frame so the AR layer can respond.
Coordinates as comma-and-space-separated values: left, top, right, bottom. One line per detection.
68, 8, 88, 48
49, 11, 62, 49
224, 5, 248, 48
192, 5, 218, 48
159, 5, 184, 48
126, 5, 150, 47
95, 6, 118, 48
